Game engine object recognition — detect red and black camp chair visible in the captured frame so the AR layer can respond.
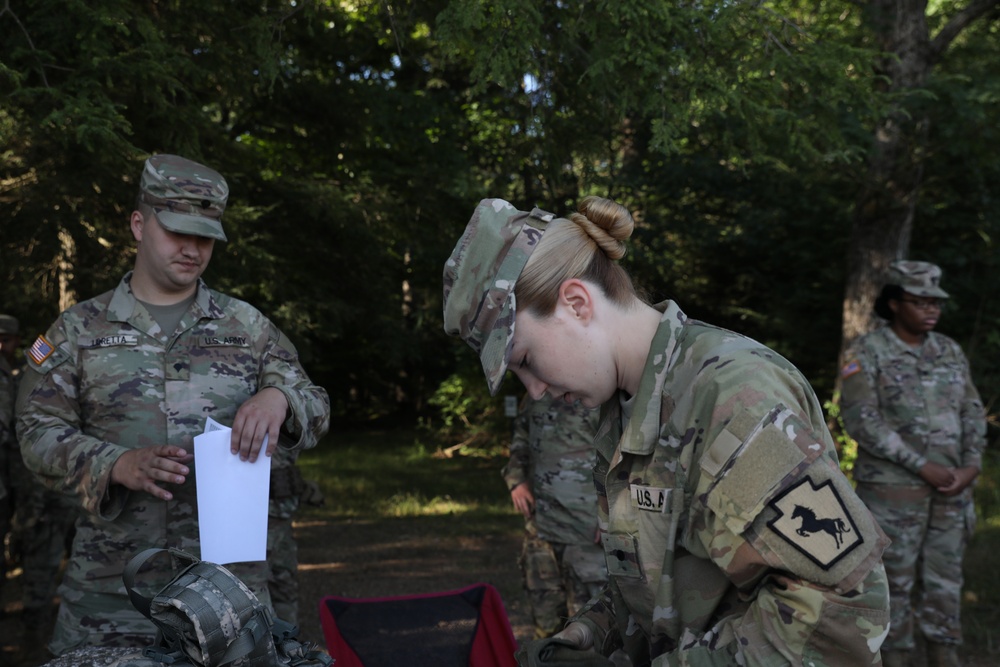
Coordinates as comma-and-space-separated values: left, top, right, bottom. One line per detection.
318, 582, 518, 667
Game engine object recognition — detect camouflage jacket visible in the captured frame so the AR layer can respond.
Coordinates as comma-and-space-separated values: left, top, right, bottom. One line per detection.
15, 272, 330, 595
0, 354, 15, 449
840, 326, 986, 485
574, 301, 889, 667
502, 395, 600, 545
0, 355, 14, 500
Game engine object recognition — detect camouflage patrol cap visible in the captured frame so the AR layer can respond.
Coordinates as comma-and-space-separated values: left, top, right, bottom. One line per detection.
0, 314, 18, 335
887, 260, 949, 298
443, 199, 555, 395
140, 154, 229, 242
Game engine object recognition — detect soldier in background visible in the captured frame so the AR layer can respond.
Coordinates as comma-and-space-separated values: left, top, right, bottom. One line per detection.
15, 154, 330, 658
0, 313, 19, 587
503, 394, 605, 639
0, 313, 79, 664
840, 261, 985, 667
267, 448, 325, 627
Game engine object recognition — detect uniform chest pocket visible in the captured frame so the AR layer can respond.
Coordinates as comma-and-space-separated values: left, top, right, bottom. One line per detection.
925, 358, 969, 406
876, 359, 923, 407
602, 532, 642, 579
180, 335, 259, 390
78, 336, 152, 404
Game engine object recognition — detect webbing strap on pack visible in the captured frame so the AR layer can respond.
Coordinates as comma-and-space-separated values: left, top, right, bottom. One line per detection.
124, 548, 201, 620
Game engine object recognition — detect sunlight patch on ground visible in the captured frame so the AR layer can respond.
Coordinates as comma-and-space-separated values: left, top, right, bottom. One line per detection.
299, 562, 347, 572
376, 492, 487, 517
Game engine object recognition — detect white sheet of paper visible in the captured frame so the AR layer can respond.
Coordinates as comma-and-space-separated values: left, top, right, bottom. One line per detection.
194, 417, 271, 564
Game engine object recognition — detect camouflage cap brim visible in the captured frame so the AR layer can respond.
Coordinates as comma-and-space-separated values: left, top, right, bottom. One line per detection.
901, 285, 949, 299
479, 296, 516, 396
156, 209, 228, 242
443, 199, 555, 396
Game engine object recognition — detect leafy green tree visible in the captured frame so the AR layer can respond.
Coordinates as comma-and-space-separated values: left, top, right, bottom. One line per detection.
3, 0, 998, 437
0, 0, 291, 331
841, 0, 1000, 350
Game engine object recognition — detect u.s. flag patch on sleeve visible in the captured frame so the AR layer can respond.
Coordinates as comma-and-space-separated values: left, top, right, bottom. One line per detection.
840, 359, 861, 379
28, 334, 54, 365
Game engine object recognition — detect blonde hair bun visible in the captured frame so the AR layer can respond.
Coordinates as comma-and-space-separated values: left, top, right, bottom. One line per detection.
569, 196, 633, 261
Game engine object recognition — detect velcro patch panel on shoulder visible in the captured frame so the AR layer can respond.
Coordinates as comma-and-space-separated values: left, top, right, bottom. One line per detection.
704, 405, 825, 535
26, 334, 69, 373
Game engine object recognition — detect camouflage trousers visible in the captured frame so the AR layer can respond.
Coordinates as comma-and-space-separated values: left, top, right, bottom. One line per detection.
519, 534, 607, 639
267, 507, 299, 626
8, 452, 78, 611
856, 482, 973, 650
0, 444, 12, 577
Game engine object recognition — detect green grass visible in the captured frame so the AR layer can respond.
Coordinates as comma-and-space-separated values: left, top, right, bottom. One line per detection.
296, 428, 522, 536
963, 448, 1000, 657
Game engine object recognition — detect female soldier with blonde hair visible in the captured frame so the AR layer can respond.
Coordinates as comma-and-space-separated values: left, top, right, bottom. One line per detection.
444, 196, 890, 666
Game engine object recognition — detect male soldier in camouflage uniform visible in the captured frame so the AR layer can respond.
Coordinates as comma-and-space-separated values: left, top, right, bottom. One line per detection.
444, 197, 890, 665
841, 261, 985, 667
0, 314, 79, 663
15, 154, 331, 658
503, 394, 606, 639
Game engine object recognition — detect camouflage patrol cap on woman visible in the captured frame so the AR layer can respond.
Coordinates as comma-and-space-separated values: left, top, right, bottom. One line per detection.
140, 154, 229, 242
887, 260, 949, 298
443, 199, 555, 395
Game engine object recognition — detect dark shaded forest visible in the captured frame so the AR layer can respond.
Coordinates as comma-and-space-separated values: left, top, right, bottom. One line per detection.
2, 0, 999, 445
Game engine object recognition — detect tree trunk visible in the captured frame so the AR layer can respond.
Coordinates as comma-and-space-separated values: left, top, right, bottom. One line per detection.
57, 226, 77, 313
840, 0, 1000, 362
840, 0, 933, 360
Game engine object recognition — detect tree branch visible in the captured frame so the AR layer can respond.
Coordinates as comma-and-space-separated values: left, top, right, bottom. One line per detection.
0, 0, 50, 87
930, 0, 1000, 60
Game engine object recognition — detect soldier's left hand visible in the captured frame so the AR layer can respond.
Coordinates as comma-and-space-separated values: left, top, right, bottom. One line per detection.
231, 387, 289, 462
936, 466, 979, 496
511, 483, 535, 518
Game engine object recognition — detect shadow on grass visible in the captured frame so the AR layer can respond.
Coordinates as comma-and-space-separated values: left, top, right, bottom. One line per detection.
297, 428, 515, 522
963, 518, 1000, 657
964, 448, 1000, 658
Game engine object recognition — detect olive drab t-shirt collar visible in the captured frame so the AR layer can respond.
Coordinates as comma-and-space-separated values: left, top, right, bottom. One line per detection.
594, 301, 685, 462
112, 271, 226, 340
882, 323, 945, 361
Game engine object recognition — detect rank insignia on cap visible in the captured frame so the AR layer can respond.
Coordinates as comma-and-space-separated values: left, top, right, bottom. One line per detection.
766, 475, 863, 570
840, 359, 861, 379
28, 334, 54, 365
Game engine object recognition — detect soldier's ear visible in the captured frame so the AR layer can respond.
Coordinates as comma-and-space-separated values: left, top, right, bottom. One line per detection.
558, 279, 594, 324
131, 210, 146, 242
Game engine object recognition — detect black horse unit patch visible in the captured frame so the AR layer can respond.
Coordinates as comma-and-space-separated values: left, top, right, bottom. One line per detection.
766, 475, 864, 570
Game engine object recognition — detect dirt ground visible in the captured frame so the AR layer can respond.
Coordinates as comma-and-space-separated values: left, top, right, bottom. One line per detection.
0, 514, 533, 666
3, 514, 997, 666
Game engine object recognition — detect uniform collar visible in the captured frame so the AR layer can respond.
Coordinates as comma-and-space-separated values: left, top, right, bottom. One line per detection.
109, 272, 224, 326
595, 301, 687, 459
882, 324, 941, 358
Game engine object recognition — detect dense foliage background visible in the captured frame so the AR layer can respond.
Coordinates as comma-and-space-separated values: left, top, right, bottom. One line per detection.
2, 0, 998, 447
